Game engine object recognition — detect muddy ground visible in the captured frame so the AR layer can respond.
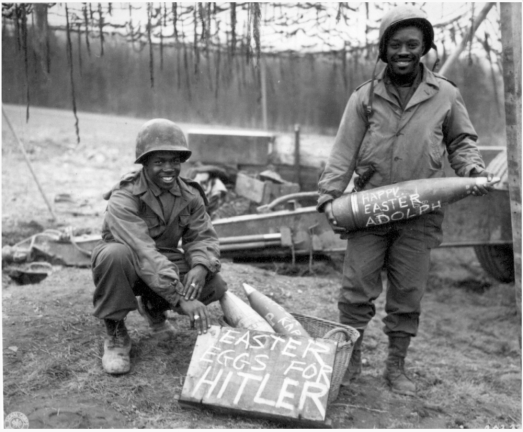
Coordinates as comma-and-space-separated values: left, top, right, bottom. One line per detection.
2, 105, 521, 429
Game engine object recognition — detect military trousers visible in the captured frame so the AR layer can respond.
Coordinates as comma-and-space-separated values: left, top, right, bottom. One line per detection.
91, 242, 227, 321
338, 221, 435, 337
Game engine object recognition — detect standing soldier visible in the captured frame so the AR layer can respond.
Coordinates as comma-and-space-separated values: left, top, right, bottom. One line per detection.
91, 119, 227, 375
317, 6, 494, 395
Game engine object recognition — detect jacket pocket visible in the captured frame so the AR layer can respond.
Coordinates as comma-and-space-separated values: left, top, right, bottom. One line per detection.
178, 210, 191, 228
428, 130, 445, 170
143, 216, 164, 238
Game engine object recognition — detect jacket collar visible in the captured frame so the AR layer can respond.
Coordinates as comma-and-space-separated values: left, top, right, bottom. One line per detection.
373, 63, 440, 110
134, 168, 182, 197
132, 169, 189, 224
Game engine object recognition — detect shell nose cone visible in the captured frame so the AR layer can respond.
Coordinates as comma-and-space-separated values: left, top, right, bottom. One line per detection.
242, 283, 255, 296
476, 176, 501, 186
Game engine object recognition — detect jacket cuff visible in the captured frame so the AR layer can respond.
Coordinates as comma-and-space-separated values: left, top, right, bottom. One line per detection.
164, 292, 182, 308
192, 257, 221, 275
463, 164, 484, 177
317, 194, 335, 213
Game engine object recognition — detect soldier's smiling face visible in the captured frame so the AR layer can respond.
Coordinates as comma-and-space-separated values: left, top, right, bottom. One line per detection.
386, 26, 424, 77
144, 151, 182, 190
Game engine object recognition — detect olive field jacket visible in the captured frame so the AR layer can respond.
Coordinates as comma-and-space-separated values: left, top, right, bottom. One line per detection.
96, 169, 221, 306
318, 63, 485, 212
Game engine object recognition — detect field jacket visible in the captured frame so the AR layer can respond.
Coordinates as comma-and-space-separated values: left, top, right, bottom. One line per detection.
318, 63, 485, 212
97, 168, 221, 306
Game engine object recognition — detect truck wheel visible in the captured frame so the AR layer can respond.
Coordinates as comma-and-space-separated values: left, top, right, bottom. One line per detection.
474, 244, 515, 283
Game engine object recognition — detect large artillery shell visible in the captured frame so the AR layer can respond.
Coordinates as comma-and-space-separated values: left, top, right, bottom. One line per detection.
331, 177, 499, 232
219, 291, 275, 333
242, 283, 310, 337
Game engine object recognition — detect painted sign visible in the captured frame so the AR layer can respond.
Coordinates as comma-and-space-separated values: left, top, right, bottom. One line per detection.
179, 326, 337, 425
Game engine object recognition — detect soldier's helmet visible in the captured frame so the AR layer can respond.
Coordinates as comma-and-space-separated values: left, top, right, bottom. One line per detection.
134, 119, 191, 164
378, 5, 435, 63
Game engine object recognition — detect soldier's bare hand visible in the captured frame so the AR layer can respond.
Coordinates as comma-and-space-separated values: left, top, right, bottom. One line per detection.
470, 169, 495, 196
325, 202, 336, 225
182, 265, 208, 301
179, 299, 210, 334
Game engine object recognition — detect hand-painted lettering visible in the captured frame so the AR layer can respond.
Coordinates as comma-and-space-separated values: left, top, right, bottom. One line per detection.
302, 363, 318, 379
253, 373, 276, 406
192, 366, 221, 397
200, 345, 221, 363
252, 354, 268, 371
275, 377, 299, 411
265, 312, 275, 326
269, 334, 286, 350
315, 363, 333, 387
251, 334, 267, 349
234, 372, 261, 405
220, 329, 241, 344
217, 349, 235, 366
284, 360, 307, 375
281, 338, 301, 357
235, 331, 250, 349
233, 352, 250, 370
302, 339, 330, 364
298, 381, 328, 418
216, 370, 233, 398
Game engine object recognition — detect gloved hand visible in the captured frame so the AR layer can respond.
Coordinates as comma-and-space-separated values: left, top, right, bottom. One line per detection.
470, 169, 496, 196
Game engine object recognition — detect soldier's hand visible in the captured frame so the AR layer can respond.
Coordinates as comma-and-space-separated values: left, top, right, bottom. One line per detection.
178, 299, 210, 335
324, 202, 336, 225
470, 169, 496, 196
324, 201, 347, 234
182, 265, 208, 301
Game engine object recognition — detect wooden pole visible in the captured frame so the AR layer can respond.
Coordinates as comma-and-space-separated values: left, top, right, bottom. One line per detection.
500, 2, 522, 347
438, 3, 495, 76
294, 124, 301, 185
260, 57, 268, 130
2, 107, 58, 221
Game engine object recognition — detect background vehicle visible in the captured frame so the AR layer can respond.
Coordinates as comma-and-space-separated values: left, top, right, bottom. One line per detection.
187, 131, 514, 283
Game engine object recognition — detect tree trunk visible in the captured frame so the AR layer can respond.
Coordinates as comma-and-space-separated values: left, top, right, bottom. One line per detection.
438, 3, 495, 76
500, 2, 522, 351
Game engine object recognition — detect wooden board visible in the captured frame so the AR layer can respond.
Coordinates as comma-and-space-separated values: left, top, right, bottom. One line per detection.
179, 326, 337, 427
235, 173, 267, 204
187, 131, 272, 165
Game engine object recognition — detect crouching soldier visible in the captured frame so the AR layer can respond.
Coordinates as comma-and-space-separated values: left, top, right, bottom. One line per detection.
91, 118, 227, 375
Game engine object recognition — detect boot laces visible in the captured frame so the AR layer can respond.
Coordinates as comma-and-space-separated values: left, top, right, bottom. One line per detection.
387, 357, 409, 379
109, 320, 129, 348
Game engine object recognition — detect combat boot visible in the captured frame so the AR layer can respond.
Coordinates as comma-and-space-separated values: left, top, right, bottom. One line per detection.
103, 319, 131, 375
341, 329, 364, 386
383, 336, 416, 396
137, 296, 176, 341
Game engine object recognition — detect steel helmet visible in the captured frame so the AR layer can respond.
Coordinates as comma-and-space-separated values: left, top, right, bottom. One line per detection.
378, 5, 435, 63
134, 119, 191, 164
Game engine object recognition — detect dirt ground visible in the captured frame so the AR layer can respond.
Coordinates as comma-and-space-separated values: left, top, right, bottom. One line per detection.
2, 105, 521, 429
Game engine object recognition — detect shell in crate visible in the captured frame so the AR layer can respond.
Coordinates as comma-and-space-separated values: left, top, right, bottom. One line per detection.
219, 291, 275, 333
